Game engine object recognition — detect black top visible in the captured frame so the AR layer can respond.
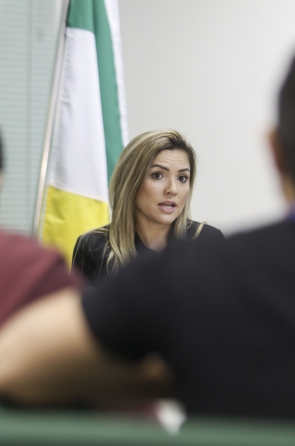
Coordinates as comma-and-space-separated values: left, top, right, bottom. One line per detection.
73, 221, 224, 282
82, 220, 295, 417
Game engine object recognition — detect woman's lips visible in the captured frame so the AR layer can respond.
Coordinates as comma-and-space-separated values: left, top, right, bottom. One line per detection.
158, 202, 176, 213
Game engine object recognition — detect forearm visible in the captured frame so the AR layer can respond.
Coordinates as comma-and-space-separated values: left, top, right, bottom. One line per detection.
0, 289, 175, 406
0, 289, 96, 404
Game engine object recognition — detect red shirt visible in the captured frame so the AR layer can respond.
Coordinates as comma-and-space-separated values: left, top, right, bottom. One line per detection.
0, 231, 82, 326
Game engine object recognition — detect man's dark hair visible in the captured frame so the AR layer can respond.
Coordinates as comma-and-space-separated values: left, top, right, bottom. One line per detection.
278, 57, 295, 182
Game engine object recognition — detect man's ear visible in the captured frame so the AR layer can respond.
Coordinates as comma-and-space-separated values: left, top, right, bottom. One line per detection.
268, 128, 286, 174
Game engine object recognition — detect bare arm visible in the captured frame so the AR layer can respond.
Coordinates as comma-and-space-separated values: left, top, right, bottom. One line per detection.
0, 288, 174, 406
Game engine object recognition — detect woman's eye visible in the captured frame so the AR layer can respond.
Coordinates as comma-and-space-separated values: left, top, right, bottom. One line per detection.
151, 172, 163, 180
178, 175, 188, 183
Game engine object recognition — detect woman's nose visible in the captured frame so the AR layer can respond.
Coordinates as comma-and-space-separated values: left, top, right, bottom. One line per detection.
165, 180, 177, 195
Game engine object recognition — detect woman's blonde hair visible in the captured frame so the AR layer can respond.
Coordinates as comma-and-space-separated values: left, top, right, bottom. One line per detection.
97, 129, 196, 272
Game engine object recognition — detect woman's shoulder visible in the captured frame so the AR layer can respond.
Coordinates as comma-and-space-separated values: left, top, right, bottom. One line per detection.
76, 225, 110, 251
185, 220, 224, 241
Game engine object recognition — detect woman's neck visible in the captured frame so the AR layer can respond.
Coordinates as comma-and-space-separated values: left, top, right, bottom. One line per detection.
136, 221, 171, 252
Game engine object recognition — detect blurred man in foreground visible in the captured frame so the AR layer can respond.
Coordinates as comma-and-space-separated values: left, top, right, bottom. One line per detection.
1, 57, 295, 417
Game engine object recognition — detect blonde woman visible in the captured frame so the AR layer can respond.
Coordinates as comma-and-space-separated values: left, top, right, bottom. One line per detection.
72, 129, 224, 281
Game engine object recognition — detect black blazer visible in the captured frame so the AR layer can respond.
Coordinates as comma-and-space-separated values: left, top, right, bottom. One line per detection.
72, 221, 224, 282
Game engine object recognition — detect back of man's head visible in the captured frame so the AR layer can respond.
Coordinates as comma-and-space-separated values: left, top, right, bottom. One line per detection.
0, 131, 4, 173
278, 57, 295, 183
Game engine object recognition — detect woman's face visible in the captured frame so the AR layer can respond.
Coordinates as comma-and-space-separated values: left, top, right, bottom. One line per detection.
135, 149, 191, 230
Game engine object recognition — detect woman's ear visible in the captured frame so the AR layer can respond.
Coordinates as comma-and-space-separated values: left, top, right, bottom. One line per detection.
268, 128, 286, 174
268, 128, 295, 202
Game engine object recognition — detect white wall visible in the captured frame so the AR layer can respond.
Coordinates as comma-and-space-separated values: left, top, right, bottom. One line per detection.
119, 0, 295, 234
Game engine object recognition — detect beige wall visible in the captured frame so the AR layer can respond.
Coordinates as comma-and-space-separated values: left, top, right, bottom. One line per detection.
0, 0, 62, 232
119, 0, 295, 233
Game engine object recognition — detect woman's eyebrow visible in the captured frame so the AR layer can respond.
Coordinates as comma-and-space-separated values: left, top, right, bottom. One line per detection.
151, 164, 169, 171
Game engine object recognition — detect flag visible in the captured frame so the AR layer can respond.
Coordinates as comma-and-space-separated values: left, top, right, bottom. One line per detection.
39, 0, 128, 265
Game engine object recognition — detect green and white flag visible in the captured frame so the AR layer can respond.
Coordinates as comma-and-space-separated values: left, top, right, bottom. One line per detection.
39, 0, 128, 265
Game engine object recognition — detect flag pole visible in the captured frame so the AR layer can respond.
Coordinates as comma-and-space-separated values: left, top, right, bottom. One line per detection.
33, 0, 70, 238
